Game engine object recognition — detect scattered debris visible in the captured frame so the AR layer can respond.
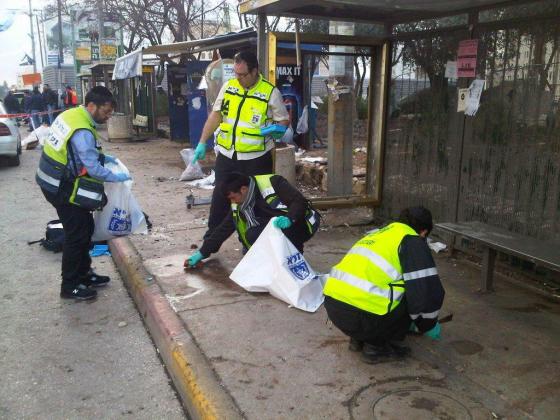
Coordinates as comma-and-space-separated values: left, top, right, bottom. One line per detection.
185, 170, 215, 189
427, 238, 447, 253
186, 193, 212, 209
118, 321, 127, 328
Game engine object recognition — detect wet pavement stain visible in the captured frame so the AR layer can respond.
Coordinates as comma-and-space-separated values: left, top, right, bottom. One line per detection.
319, 337, 349, 348
410, 396, 440, 411
450, 340, 484, 355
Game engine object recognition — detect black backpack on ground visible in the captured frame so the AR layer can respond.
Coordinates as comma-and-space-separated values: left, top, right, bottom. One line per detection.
28, 220, 65, 253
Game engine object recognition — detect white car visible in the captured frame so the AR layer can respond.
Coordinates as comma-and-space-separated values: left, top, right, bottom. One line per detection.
0, 100, 22, 166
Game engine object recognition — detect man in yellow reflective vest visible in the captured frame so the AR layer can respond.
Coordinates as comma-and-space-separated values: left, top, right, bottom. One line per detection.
185, 172, 319, 268
36, 86, 130, 301
191, 51, 289, 243
323, 207, 445, 364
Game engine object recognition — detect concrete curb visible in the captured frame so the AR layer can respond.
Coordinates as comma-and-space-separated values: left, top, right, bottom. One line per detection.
109, 237, 243, 420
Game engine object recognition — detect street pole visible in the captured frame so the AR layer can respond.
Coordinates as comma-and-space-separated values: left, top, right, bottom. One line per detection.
35, 14, 44, 68
57, 0, 64, 68
28, 0, 37, 73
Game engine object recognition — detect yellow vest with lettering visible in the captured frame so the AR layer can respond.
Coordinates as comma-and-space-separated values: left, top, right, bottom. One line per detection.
323, 222, 418, 315
216, 75, 275, 153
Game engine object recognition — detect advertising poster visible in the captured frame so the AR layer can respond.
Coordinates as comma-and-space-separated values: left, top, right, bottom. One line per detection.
457, 39, 478, 78
276, 62, 303, 131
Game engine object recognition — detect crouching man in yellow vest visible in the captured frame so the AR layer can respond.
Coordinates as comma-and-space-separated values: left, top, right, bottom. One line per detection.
191, 51, 290, 243
36, 86, 130, 301
185, 172, 319, 268
323, 207, 445, 364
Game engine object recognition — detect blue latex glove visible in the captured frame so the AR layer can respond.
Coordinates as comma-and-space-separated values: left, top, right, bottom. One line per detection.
273, 216, 292, 229
104, 154, 117, 164
192, 143, 207, 163
114, 173, 131, 182
186, 251, 204, 268
260, 124, 288, 139
424, 322, 441, 341
89, 244, 111, 257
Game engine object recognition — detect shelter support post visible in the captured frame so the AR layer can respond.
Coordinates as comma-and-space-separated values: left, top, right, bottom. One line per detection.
481, 248, 497, 293
327, 21, 355, 196
367, 41, 390, 202
257, 14, 268, 76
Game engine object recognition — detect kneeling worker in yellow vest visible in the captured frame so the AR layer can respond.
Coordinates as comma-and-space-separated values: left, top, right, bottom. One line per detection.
185, 172, 319, 267
323, 206, 445, 364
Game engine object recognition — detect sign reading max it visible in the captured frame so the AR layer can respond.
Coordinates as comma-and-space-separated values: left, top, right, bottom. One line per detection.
457, 39, 478, 78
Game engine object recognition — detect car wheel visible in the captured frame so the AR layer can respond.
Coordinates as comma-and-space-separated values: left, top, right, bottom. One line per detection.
8, 153, 20, 166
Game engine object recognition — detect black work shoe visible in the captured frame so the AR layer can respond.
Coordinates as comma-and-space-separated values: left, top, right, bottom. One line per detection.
60, 284, 97, 300
82, 271, 110, 287
361, 343, 395, 364
389, 342, 411, 358
348, 337, 364, 352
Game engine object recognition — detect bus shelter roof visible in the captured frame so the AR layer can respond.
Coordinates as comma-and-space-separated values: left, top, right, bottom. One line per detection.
239, 0, 530, 24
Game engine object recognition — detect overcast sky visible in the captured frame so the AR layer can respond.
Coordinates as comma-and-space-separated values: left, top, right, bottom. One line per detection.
0, 0, 49, 86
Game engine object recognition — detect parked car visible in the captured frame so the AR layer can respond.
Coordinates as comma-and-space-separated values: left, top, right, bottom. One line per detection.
0, 100, 22, 166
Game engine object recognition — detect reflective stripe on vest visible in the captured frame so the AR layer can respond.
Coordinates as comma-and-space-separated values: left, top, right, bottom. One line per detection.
217, 75, 274, 153
323, 223, 418, 315
231, 203, 251, 249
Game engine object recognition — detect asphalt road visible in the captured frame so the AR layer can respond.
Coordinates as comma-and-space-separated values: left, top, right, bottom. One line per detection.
0, 137, 185, 418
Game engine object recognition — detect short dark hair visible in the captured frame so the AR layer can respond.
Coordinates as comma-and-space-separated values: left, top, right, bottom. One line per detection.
84, 86, 116, 107
398, 206, 433, 235
234, 50, 259, 72
220, 172, 250, 197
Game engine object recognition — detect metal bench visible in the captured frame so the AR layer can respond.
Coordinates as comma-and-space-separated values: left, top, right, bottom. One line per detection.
436, 221, 560, 292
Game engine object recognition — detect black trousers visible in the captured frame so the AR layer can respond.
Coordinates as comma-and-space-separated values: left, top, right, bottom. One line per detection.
245, 220, 312, 253
43, 191, 94, 291
205, 151, 273, 239
324, 296, 411, 346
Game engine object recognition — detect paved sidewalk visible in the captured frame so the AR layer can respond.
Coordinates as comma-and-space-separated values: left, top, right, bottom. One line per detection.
105, 137, 560, 419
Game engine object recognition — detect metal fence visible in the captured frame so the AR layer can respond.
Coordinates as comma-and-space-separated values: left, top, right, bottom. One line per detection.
379, 16, 560, 242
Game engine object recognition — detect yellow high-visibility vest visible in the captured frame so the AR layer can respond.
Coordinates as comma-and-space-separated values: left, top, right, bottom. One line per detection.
323, 222, 418, 315
35, 106, 105, 209
216, 75, 275, 153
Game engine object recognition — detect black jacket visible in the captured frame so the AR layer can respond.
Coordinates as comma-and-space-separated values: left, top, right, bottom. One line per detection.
3, 93, 20, 113
42, 89, 58, 107
200, 175, 310, 256
399, 235, 445, 332
29, 93, 46, 111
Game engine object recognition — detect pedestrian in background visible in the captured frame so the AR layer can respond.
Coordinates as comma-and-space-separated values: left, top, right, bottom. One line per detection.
36, 86, 130, 301
42, 84, 58, 125
29, 86, 45, 130
61, 85, 78, 109
3, 90, 21, 115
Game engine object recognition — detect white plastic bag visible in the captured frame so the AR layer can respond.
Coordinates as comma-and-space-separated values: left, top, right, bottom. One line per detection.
230, 220, 325, 312
21, 124, 51, 149
296, 105, 309, 134
179, 148, 205, 181
185, 170, 215, 189
92, 160, 148, 241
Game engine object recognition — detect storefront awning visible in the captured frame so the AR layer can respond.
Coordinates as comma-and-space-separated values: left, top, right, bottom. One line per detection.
113, 49, 143, 80
142, 28, 257, 56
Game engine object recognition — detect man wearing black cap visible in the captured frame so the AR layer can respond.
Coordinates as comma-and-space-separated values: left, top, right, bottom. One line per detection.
323, 206, 445, 364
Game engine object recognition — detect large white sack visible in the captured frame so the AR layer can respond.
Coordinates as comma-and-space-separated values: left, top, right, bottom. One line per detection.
92, 159, 148, 241
230, 220, 325, 312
